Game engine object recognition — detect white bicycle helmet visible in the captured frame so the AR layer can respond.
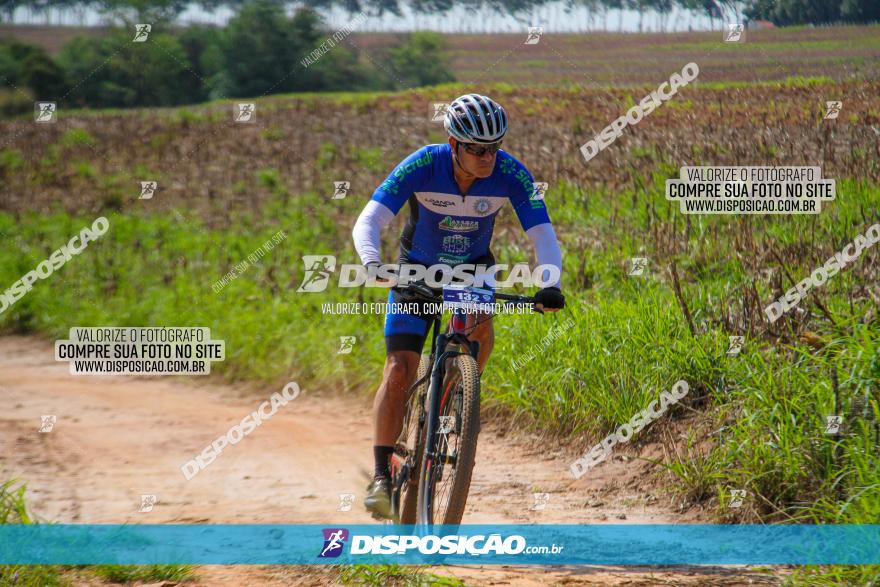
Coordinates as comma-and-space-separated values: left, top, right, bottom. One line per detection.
444, 94, 508, 144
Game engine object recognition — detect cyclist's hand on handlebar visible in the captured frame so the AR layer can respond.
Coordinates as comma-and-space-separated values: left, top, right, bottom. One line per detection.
366, 261, 396, 286
534, 286, 565, 312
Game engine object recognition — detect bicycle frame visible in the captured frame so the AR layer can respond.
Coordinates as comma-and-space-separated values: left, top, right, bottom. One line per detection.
417, 309, 480, 526
387, 284, 538, 526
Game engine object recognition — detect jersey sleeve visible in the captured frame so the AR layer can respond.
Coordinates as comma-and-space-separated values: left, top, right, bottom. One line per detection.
371, 145, 435, 215
505, 155, 552, 231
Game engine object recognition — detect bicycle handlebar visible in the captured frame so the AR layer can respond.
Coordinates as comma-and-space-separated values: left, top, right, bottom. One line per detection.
390, 283, 543, 314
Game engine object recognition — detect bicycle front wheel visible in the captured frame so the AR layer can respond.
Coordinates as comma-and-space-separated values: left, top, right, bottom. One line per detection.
417, 353, 480, 526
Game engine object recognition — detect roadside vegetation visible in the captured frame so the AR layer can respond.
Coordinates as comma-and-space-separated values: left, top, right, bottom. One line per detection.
1, 41, 878, 585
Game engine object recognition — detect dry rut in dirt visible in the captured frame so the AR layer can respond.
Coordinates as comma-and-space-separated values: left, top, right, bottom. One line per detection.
0, 336, 784, 586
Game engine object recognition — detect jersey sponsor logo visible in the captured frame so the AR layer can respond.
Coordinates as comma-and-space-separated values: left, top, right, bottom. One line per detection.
417, 192, 505, 217
442, 234, 472, 254
472, 198, 493, 216
439, 216, 479, 232
379, 149, 434, 195
437, 252, 468, 264
500, 157, 517, 174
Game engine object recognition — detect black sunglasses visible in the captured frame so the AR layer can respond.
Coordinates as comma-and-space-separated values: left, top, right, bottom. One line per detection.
459, 141, 502, 156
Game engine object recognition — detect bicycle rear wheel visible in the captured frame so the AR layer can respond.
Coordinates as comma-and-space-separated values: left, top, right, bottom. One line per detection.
417, 353, 480, 526
397, 354, 431, 524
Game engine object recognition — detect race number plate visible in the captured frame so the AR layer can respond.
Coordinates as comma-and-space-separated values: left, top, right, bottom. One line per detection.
442, 286, 495, 309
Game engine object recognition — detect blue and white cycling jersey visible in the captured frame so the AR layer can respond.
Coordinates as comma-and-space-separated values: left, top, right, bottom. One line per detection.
370, 144, 551, 266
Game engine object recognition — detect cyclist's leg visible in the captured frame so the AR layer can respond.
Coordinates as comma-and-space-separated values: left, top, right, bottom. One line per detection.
465, 312, 493, 374
366, 291, 431, 517
376, 288, 432, 446
373, 350, 420, 447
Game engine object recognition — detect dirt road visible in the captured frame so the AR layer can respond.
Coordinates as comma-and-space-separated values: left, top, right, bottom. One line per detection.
0, 336, 783, 585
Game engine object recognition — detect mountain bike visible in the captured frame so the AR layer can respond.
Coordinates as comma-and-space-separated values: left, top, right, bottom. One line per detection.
385, 282, 540, 528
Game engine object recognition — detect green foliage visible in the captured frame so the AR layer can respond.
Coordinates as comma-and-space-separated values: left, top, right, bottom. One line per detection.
743, 0, 880, 25
0, 40, 66, 110
385, 32, 455, 89
0, 148, 24, 175
57, 31, 193, 108
339, 564, 466, 586
60, 128, 97, 148
89, 564, 196, 583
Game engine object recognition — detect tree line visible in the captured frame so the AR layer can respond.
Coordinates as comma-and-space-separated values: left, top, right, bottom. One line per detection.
1, 0, 878, 26
0, 2, 454, 116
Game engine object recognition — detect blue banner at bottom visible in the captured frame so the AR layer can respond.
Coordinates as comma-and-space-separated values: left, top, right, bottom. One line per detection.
1, 524, 879, 565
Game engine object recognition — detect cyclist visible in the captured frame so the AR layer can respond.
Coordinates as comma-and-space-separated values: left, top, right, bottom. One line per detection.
351, 93, 565, 519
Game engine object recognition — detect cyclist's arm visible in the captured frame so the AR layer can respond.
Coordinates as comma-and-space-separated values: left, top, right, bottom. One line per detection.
353, 201, 394, 265
506, 158, 563, 289
352, 147, 432, 265
525, 223, 563, 289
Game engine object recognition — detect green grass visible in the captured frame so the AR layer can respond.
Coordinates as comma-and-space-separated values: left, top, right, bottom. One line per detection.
1, 130, 879, 584
89, 564, 196, 583
340, 564, 467, 586
0, 478, 197, 585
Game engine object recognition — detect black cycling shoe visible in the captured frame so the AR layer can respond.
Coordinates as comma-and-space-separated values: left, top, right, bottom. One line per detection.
364, 476, 392, 519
